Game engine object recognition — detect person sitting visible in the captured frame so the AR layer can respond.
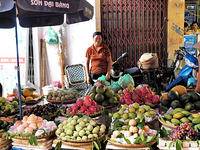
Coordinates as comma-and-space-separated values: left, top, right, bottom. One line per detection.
184, 22, 193, 35
189, 21, 200, 34
86, 32, 112, 84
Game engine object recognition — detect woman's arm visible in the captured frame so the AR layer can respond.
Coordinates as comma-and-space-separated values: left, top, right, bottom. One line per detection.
106, 55, 112, 80
86, 57, 91, 84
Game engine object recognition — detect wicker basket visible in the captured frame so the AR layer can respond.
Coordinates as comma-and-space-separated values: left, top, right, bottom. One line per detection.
10, 131, 55, 140
61, 140, 93, 147
47, 99, 76, 104
108, 140, 156, 148
62, 109, 103, 118
158, 117, 177, 129
58, 134, 105, 143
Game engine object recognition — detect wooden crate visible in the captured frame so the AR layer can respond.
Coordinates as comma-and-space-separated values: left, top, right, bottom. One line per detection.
158, 138, 200, 150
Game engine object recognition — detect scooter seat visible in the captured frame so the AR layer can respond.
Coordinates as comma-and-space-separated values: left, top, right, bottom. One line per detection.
125, 67, 140, 75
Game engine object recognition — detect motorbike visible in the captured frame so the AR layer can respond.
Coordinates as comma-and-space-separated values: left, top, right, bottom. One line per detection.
110, 52, 162, 93
166, 47, 199, 91
110, 52, 143, 85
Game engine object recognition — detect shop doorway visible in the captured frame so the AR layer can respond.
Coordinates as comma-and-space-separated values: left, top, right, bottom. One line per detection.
101, 0, 168, 68
185, 0, 200, 29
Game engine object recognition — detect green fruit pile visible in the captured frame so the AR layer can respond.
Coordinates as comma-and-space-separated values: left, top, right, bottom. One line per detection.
162, 108, 200, 127
55, 115, 106, 141
0, 97, 19, 116
0, 120, 13, 133
47, 89, 81, 101
88, 85, 120, 107
113, 103, 156, 123
160, 90, 200, 111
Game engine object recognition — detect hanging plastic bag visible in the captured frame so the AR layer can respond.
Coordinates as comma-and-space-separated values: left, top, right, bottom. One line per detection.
97, 75, 110, 85
118, 74, 135, 89
108, 82, 122, 93
45, 27, 58, 45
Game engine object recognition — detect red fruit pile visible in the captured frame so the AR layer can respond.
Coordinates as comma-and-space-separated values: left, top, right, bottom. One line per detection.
118, 86, 159, 105
66, 96, 101, 116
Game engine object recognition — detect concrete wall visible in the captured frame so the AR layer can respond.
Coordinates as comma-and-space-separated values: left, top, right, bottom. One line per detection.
37, 0, 96, 85
167, 0, 185, 60
63, 8, 96, 66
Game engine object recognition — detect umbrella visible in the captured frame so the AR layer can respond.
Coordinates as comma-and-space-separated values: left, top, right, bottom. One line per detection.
0, 0, 94, 119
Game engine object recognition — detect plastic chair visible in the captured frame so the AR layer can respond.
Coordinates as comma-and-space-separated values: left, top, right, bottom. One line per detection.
64, 64, 88, 95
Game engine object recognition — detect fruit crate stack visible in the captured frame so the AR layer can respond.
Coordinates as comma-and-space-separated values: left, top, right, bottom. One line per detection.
0, 138, 11, 150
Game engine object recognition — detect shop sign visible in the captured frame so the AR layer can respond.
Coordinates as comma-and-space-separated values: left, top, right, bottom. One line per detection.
171, 22, 184, 36
184, 35, 196, 55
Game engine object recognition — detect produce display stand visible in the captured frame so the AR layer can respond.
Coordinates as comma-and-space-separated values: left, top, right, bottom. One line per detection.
158, 138, 200, 150
158, 118, 177, 129
106, 142, 150, 150
11, 136, 53, 150
53, 139, 93, 150
107, 140, 156, 149
0, 138, 12, 150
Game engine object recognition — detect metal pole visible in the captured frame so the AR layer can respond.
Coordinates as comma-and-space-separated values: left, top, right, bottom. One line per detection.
14, 9, 23, 120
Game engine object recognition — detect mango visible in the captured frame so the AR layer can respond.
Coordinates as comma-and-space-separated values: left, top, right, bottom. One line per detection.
181, 111, 191, 116
192, 113, 200, 118
164, 114, 172, 120
173, 112, 184, 119
192, 118, 200, 124
171, 118, 180, 125
180, 117, 189, 123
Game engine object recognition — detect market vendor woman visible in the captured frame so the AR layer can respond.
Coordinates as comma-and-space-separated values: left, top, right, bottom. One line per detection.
86, 32, 112, 84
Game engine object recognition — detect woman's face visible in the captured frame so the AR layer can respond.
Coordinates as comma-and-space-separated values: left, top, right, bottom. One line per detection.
192, 23, 198, 30
93, 35, 102, 46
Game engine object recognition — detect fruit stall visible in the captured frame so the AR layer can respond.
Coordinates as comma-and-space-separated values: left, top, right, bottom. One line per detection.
1, 73, 200, 150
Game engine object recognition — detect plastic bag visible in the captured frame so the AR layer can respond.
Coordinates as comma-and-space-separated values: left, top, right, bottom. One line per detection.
97, 75, 110, 85
118, 74, 134, 89
108, 82, 122, 93
45, 27, 58, 45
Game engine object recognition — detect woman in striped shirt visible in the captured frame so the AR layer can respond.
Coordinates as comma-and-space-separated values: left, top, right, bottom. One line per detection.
86, 32, 112, 84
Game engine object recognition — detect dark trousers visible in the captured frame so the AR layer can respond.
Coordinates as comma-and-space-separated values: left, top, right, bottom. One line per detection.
90, 73, 106, 84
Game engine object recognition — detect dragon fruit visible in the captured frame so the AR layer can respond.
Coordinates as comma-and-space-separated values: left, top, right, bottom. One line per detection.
125, 99, 133, 105
96, 105, 101, 112
147, 92, 153, 99
152, 95, 159, 104
84, 96, 92, 106
71, 110, 76, 115
89, 106, 96, 114
141, 86, 148, 95
76, 98, 83, 106
66, 107, 72, 113
134, 88, 142, 96
125, 92, 132, 99
145, 100, 152, 104
71, 104, 79, 111
85, 110, 91, 116
80, 105, 87, 112
120, 96, 125, 104
92, 101, 97, 106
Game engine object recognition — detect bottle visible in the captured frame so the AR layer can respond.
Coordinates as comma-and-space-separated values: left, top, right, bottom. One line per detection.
13, 83, 18, 97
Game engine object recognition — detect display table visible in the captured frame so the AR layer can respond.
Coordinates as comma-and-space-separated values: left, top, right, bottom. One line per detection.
0, 138, 11, 150
52, 139, 93, 150
11, 137, 53, 150
106, 142, 150, 150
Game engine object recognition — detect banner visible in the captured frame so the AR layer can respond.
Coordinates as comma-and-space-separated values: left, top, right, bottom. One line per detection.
184, 35, 197, 55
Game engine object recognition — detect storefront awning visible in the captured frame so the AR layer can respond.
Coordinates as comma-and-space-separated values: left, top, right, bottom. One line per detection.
0, 0, 94, 27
